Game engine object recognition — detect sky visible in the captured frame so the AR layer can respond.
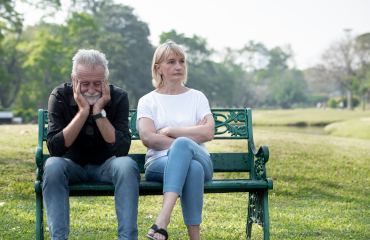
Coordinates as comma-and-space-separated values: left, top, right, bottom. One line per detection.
17, 0, 370, 70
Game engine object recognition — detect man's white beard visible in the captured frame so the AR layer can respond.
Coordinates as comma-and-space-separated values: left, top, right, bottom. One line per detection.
83, 92, 101, 105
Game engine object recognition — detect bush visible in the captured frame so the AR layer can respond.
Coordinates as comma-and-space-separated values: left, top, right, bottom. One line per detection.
13, 108, 38, 123
328, 98, 337, 108
328, 96, 360, 109
306, 94, 330, 106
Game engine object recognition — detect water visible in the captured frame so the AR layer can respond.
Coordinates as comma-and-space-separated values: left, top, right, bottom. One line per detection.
253, 125, 326, 135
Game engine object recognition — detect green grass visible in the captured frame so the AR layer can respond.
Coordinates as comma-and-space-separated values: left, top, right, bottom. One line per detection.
1, 124, 370, 239
252, 108, 370, 126
324, 118, 370, 139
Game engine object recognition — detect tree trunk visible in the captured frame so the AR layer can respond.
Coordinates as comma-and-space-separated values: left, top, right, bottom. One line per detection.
362, 93, 366, 111
347, 90, 353, 110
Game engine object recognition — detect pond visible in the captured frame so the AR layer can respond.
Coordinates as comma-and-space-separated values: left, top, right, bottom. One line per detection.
253, 125, 326, 135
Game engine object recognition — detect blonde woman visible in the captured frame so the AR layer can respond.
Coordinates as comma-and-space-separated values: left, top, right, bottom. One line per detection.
137, 40, 214, 240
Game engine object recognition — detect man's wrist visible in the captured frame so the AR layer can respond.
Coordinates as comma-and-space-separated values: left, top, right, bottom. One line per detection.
77, 108, 90, 118
92, 105, 103, 115
93, 109, 106, 120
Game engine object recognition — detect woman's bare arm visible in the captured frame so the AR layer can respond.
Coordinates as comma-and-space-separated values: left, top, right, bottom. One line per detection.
156, 114, 215, 144
138, 117, 175, 150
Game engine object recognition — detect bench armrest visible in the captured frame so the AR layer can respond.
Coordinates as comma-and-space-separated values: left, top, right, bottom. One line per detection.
254, 145, 270, 180
247, 108, 270, 181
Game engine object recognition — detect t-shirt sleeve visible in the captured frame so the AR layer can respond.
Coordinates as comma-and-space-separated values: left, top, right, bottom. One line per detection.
197, 91, 212, 121
136, 95, 153, 131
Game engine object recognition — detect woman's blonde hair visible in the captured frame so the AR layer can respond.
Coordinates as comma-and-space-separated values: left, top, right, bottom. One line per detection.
151, 40, 187, 88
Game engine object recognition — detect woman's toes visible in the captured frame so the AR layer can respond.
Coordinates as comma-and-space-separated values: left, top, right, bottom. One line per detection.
147, 228, 155, 236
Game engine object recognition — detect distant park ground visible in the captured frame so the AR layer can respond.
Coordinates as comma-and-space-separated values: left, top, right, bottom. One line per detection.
252, 108, 370, 140
0, 108, 369, 239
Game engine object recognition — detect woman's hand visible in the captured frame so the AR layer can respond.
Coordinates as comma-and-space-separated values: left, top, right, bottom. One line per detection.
157, 127, 169, 136
197, 117, 207, 125
139, 118, 175, 150
156, 115, 215, 144
157, 117, 208, 136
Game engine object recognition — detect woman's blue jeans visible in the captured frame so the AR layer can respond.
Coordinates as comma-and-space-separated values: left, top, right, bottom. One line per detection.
145, 137, 213, 226
42, 156, 140, 240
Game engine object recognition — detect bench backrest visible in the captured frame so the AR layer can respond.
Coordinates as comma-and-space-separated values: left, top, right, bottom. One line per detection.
35, 108, 257, 181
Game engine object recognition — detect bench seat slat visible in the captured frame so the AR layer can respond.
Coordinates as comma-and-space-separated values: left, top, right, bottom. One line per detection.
43, 153, 251, 173
39, 179, 268, 196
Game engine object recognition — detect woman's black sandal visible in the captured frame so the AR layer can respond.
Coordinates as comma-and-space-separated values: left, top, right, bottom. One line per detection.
145, 224, 168, 240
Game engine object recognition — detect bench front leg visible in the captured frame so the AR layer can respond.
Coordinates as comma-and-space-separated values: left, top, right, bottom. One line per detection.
35, 181, 44, 240
246, 190, 270, 240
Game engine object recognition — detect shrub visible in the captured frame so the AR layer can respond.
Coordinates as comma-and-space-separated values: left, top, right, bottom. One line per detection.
328, 98, 337, 108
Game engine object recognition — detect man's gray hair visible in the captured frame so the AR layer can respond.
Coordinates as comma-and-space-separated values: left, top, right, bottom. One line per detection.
71, 49, 109, 79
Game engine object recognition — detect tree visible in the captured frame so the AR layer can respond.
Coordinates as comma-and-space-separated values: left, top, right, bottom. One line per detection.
355, 33, 370, 110
0, 0, 61, 108
254, 46, 307, 109
78, 0, 154, 107
321, 31, 370, 110
0, 33, 23, 108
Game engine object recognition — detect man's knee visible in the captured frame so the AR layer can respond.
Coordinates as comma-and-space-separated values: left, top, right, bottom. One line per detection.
44, 157, 68, 176
112, 157, 140, 179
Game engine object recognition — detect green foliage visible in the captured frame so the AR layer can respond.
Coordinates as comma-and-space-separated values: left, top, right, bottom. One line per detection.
306, 93, 330, 106
0, 35, 23, 108
91, 3, 154, 106
254, 46, 307, 109
13, 107, 38, 123
272, 69, 307, 109
341, 96, 360, 108
0, 0, 61, 109
328, 98, 337, 108
266, 46, 291, 71
328, 96, 360, 109
0, 0, 23, 36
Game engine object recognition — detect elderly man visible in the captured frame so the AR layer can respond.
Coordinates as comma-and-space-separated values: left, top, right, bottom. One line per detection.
44, 49, 140, 240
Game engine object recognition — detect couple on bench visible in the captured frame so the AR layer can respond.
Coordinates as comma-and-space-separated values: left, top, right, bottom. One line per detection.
44, 40, 215, 240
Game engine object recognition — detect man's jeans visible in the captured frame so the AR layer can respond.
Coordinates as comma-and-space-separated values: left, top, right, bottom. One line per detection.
42, 156, 140, 240
145, 137, 214, 226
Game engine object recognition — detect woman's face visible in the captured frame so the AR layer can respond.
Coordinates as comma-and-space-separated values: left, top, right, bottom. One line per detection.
156, 51, 186, 84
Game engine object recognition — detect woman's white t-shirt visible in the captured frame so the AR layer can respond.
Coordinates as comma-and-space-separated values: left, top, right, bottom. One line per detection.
137, 89, 212, 168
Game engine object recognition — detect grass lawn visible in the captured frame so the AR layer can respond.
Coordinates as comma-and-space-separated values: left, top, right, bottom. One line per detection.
324, 118, 370, 140
252, 108, 370, 126
1, 124, 370, 239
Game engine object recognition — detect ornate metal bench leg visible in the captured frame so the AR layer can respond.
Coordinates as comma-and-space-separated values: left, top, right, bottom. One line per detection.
246, 192, 253, 238
36, 190, 44, 240
247, 191, 270, 239
262, 189, 270, 240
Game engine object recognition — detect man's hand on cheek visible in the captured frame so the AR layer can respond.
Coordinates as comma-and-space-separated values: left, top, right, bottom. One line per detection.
93, 79, 110, 115
72, 76, 90, 114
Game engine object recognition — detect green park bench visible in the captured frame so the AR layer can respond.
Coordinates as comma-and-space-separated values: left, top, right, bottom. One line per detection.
34, 108, 273, 239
